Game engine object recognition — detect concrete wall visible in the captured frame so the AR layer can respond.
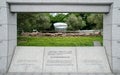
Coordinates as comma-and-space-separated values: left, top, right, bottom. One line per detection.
103, 0, 120, 73
111, 1, 120, 73
103, 5, 113, 70
0, 0, 17, 73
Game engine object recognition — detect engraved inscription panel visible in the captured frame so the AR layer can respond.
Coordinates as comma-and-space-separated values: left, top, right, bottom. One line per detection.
43, 47, 77, 72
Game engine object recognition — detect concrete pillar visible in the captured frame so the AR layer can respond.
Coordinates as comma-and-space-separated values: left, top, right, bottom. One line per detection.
103, 5, 112, 70
104, 0, 120, 73
0, 0, 17, 73
111, 0, 120, 73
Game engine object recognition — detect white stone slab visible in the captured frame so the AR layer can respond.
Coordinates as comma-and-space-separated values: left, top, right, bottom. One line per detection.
43, 47, 77, 72
0, 40, 8, 56
7, 40, 16, 69
0, 56, 7, 73
9, 47, 44, 72
0, 8, 7, 24
0, 7, 16, 25
112, 57, 120, 73
112, 25, 120, 40
112, 8, 120, 24
103, 24, 112, 40
112, 40, 120, 57
7, 11, 17, 25
113, 0, 120, 8
103, 40, 112, 67
103, 13, 112, 25
7, 0, 113, 4
8, 25, 17, 40
10, 4, 109, 13
0, 25, 8, 41
0, 0, 8, 7
103, 40, 112, 56
8, 40, 16, 56
77, 47, 111, 73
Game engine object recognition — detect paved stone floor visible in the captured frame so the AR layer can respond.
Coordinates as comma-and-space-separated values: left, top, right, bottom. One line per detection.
8, 46, 111, 73
1, 72, 118, 75
6, 73, 120, 75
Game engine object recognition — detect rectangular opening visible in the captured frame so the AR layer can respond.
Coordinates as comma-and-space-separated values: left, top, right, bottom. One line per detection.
17, 13, 103, 46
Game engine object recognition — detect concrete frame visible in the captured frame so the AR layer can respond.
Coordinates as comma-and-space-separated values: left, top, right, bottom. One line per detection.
0, 0, 120, 74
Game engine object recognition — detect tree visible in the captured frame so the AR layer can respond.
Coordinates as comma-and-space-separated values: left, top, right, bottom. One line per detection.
65, 14, 86, 30
35, 13, 51, 32
87, 14, 103, 29
17, 13, 36, 34
78, 16, 86, 29
17, 13, 51, 34
51, 13, 67, 23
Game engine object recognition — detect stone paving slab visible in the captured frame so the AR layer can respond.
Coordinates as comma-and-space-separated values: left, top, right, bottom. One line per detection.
77, 47, 111, 73
93, 41, 101, 46
5, 72, 116, 75
9, 47, 44, 72
9, 47, 111, 73
1, 72, 119, 75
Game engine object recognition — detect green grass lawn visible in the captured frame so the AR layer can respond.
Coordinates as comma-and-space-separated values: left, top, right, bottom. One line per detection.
17, 36, 103, 46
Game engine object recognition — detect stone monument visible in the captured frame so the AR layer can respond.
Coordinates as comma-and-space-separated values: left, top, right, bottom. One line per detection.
0, 0, 120, 74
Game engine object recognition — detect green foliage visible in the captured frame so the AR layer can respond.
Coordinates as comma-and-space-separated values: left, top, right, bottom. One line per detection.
65, 14, 86, 30
50, 13, 67, 23
35, 13, 51, 31
66, 14, 79, 30
17, 13, 103, 34
17, 13, 36, 33
87, 14, 103, 29
17, 36, 103, 46
17, 13, 51, 34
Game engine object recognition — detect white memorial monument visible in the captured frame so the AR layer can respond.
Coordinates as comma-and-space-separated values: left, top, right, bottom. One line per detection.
0, 0, 120, 75
54, 22, 67, 32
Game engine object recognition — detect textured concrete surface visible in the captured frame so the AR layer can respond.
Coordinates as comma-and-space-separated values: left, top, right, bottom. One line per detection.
9, 47, 44, 72
10, 4, 110, 13
0, 0, 17, 73
6, 72, 116, 75
0, 72, 117, 75
77, 47, 111, 73
9, 47, 111, 73
6, 0, 113, 4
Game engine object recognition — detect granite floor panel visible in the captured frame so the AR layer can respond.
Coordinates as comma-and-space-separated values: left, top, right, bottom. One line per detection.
9, 47, 111, 73
5, 72, 116, 75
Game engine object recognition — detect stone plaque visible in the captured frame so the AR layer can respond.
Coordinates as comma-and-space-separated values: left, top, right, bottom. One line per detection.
9, 47, 44, 72
43, 47, 77, 72
77, 47, 111, 73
